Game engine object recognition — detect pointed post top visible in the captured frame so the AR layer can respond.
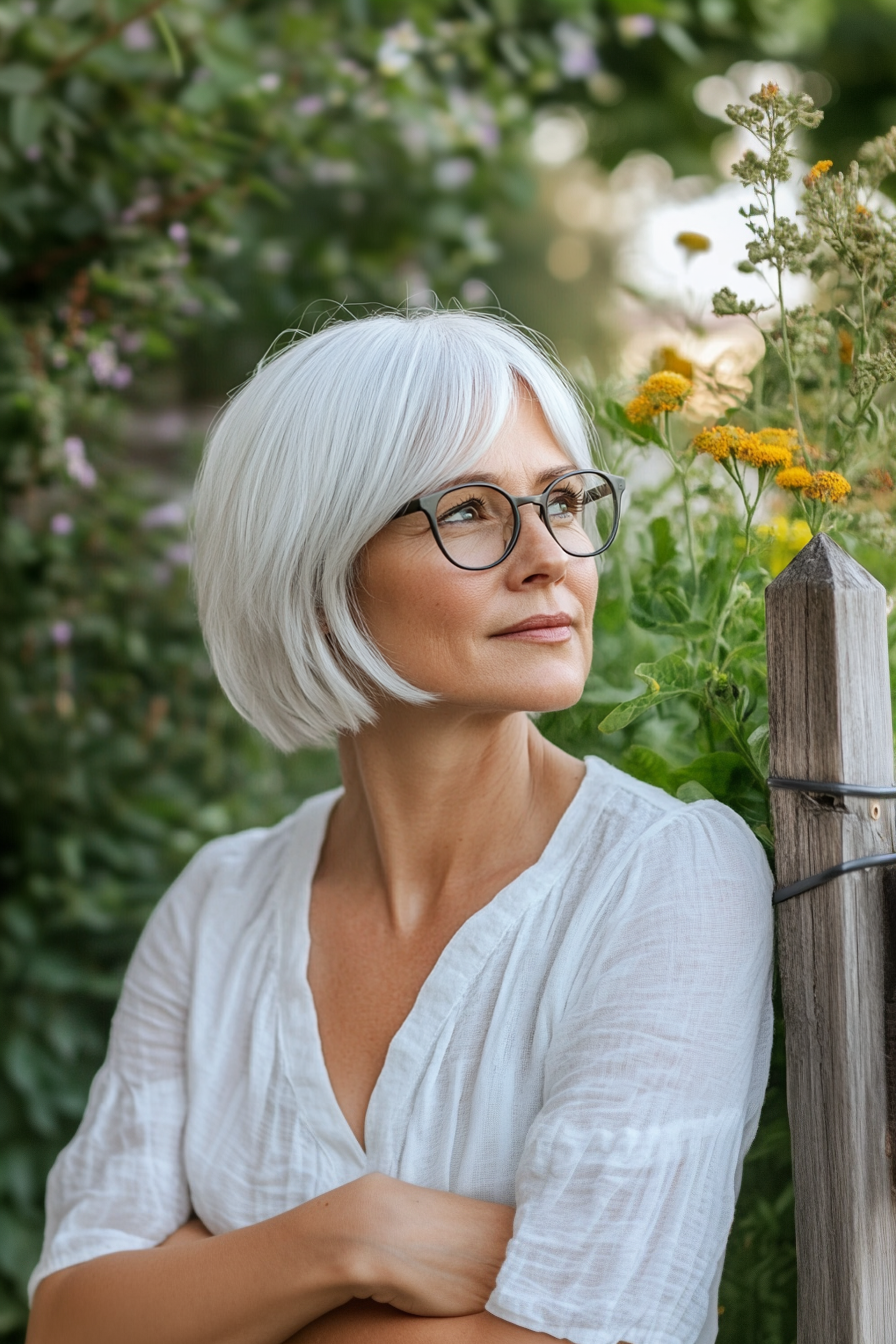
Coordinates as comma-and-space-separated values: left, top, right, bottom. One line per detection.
768, 531, 885, 596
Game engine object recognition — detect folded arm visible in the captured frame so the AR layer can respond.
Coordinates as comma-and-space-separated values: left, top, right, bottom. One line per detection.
26, 1174, 517, 1344
288, 1300, 575, 1343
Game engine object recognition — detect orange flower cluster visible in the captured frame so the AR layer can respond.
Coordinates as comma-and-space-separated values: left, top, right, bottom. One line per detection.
625, 372, 693, 424
804, 159, 833, 186
775, 467, 851, 502
691, 424, 795, 469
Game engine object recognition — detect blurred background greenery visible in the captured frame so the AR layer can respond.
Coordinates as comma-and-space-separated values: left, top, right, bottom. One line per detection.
3, 2, 896, 1340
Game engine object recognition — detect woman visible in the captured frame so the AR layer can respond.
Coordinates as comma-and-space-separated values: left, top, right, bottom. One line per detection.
27, 311, 773, 1344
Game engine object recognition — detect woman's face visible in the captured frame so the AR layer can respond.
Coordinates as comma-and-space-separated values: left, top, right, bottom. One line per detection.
357, 394, 599, 716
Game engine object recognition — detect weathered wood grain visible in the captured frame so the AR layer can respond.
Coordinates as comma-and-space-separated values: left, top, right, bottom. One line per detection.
766, 532, 896, 1342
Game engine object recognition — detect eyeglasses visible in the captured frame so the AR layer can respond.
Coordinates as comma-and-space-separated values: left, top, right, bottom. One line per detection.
392, 469, 626, 572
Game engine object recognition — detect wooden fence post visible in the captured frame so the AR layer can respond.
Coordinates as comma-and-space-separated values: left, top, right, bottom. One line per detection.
766, 531, 896, 1341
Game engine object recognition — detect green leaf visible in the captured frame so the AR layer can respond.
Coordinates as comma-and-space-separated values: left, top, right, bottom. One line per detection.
634, 653, 694, 692
649, 515, 677, 567
676, 780, 714, 802
0, 64, 42, 96
601, 398, 666, 448
598, 688, 688, 733
621, 745, 674, 792
669, 751, 752, 800
10, 96, 51, 151
51, 0, 94, 16
154, 11, 185, 78
630, 588, 710, 637
747, 724, 770, 779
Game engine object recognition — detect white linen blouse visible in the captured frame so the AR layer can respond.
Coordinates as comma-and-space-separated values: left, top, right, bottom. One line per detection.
31, 756, 774, 1344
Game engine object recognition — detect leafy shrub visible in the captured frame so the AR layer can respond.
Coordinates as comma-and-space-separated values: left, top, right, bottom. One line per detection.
543, 83, 896, 1343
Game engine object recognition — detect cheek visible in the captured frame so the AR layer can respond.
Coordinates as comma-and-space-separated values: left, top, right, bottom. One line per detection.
357, 541, 489, 678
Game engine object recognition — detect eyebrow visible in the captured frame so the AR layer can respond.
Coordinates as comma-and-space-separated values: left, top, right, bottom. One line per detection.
434, 464, 577, 492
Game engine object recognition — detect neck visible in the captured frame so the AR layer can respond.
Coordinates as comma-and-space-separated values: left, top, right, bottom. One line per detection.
323, 705, 584, 935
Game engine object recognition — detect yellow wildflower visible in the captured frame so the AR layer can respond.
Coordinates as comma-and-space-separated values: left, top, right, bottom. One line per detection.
735, 437, 793, 470
838, 329, 854, 365
803, 470, 851, 502
657, 346, 694, 379
756, 515, 813, 575
676, 231, 711, 254
692, 424, 754, 462
804, 159, 833, 186
624, 371, 693, 422
625, 394, 654, 424
775, 466, 814, 491
755, 516, 789, 543
755, 427, 798, 450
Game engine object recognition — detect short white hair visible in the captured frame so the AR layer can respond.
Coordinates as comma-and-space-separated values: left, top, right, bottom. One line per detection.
192, 309, 597, 750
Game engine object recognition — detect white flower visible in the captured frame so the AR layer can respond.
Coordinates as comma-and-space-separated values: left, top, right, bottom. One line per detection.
377, 20, 422, 75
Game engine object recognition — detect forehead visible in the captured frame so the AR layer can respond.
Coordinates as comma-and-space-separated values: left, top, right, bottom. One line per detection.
464, 394, 576, 489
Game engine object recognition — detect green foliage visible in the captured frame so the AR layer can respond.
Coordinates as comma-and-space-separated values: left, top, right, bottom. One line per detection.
4, 2, 896, 1341
541, 81, 896, 1343
0, 3, 612, 1334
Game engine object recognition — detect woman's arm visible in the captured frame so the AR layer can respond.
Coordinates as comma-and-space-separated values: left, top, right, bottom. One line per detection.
26, 1175, 515, 1344
289, 1301, 576, 1343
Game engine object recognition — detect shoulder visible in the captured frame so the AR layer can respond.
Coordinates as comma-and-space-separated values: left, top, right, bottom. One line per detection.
131, 789, 338, 975
578, 756, 773, 935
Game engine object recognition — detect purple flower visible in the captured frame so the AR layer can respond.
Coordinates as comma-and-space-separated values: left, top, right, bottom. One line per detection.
618, 14, 655, 39
51, 620, 72, 647
50, 513, 74, 535
258, 72, 281, 92
141, 501, 186, 529
165, 542, 193, 566
24, 144, 42, 162
63, 436, 97, 489
554, 22, 599, 79
110, 365, 133, 389
87, 342, 118, 385
168, 221, 189, 244
294, 95, 325, 116
122, 19, 155, 50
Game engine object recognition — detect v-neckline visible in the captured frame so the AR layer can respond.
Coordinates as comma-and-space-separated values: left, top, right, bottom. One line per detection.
275, 759, 601, 1168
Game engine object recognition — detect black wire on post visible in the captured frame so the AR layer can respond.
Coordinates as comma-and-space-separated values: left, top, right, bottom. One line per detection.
767, 778, 896, 905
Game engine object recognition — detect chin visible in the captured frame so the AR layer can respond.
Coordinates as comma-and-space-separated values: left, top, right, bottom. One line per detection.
501, 673, 588, 715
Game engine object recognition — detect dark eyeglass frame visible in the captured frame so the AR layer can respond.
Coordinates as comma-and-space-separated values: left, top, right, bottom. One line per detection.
392, 468, 627, 572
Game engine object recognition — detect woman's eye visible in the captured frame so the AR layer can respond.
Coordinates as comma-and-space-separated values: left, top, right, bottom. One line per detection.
439, 497, 485, 525
548, 491, 581, 518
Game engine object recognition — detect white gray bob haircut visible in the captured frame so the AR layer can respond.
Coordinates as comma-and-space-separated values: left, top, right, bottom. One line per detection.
192, 308, 597, 751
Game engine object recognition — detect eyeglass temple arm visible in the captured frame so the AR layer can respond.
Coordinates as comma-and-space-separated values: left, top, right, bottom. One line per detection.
391, 499, 423, 521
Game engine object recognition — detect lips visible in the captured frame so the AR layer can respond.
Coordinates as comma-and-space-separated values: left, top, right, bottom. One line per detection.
495, 612, 574, 634
493, 612, 574, 642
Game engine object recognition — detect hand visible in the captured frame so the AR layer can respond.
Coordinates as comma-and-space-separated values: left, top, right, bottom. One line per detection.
348, 1173, 514, 1319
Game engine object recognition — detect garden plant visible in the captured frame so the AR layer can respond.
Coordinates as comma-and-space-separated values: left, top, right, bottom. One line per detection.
2, 1, 896, 1340
540, 80, 896, 1342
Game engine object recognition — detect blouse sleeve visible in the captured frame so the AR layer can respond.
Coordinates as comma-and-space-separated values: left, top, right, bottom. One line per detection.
486, 801, 774, 1344
27, 838, 232, 1302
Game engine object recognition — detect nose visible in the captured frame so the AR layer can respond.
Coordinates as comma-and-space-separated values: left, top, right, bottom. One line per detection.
508, 501, 569, 584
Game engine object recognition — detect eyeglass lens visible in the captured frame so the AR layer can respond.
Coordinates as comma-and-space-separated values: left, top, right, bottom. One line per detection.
433, 472, 615, 569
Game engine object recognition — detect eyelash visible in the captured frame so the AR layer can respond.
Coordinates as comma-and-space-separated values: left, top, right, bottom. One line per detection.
438, 495, 488, 523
